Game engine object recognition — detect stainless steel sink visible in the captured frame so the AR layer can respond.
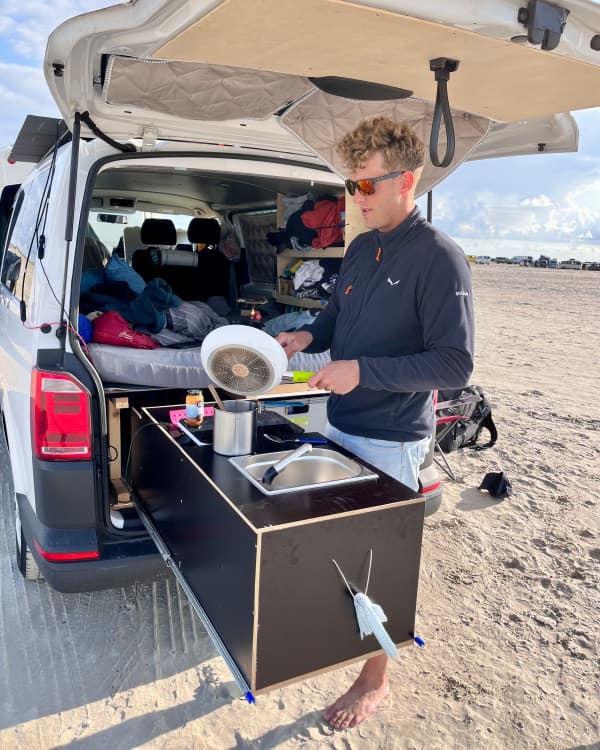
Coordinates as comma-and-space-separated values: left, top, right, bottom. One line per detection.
229, 448, 378, 495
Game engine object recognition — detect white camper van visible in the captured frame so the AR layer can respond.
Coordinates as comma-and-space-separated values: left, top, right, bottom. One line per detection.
1, 1, 599, 682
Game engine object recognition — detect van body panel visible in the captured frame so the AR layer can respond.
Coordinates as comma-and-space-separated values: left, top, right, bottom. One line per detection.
0, 298, 36, 499
33, 458, 98, 528
470, 112, 578, 160
18, 493, 165, 592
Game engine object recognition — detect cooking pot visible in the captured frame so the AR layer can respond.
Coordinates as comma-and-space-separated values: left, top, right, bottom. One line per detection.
212, 399, 257, 456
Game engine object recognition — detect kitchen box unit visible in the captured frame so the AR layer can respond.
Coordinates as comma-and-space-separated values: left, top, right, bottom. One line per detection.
129, 403, 424, 696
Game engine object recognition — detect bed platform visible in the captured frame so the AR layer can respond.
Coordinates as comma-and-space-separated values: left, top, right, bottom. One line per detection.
89, 343, 331, 389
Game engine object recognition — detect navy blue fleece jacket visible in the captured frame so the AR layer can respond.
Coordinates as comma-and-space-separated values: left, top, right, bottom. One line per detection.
300, 207, 474, 441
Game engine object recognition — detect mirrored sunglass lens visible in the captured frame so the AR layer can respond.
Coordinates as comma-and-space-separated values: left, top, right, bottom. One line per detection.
356, 179, 375, 196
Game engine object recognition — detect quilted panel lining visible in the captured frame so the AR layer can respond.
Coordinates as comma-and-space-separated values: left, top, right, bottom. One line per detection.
237, 212, 278, 286
104, 57, 313, 121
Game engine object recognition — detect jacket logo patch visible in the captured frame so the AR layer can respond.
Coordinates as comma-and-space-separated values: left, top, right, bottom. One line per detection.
387, 277, 400, 286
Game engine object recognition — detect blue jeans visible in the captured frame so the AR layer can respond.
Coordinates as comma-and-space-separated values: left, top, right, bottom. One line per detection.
325, 421, 431, 492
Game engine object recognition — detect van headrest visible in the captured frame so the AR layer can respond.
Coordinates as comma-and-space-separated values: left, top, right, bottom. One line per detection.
122, 226, 144, 260
140, 218, 177, 246
187, 218, 221, 248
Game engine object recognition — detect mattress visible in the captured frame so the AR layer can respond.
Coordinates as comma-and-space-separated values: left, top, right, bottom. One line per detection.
88, 343, 331, 389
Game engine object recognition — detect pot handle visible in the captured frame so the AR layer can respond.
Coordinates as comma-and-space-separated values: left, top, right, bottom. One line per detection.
261, 443, 312, 485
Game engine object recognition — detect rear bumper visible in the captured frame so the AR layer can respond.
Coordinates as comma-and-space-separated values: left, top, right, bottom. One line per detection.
40, 548, 168, 593
18, 494, 167, 592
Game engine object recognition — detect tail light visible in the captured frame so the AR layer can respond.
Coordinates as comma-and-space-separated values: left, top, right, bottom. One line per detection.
31, 369, 92, 460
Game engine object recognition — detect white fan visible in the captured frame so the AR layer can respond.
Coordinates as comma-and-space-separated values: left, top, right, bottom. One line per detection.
200, 325, 290, 396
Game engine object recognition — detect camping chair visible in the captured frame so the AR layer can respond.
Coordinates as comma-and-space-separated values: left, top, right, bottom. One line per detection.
433, 389, 482, 480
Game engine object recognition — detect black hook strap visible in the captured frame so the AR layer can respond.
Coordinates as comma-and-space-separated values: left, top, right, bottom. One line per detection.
429, 58, 459, 168
79, 111, 137, 153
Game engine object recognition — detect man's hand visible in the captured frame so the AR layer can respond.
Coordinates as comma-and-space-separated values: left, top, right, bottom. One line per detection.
308, 360, 360, 395
276, 330, 313, 359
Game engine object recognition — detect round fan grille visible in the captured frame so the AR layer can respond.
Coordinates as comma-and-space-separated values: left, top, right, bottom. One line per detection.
206, 345, 276, 396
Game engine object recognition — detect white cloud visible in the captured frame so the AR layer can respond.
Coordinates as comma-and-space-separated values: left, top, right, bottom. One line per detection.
440, 179, 600, 243
0, 1, 110, 147
0, 16, 13, 34
479, 203, 540, 236
427, 193, 456, 222
0, 62, 59, 147
521, 194, 552, 207
0, 1, 109, 62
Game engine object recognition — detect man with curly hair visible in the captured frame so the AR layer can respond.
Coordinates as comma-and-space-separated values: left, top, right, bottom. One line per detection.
277, 117, 474, 729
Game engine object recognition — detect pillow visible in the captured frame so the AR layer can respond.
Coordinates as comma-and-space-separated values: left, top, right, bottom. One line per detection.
105, 252, 146, 295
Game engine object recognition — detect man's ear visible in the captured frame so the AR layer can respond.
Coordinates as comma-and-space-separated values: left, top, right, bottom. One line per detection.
402, 171, 416, 193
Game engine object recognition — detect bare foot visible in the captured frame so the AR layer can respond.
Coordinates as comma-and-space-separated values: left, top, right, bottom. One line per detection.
324, 671, 389, 730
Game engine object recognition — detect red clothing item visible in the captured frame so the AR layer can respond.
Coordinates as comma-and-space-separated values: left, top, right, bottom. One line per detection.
92, 311, 159, 349
301, 198, 344, 248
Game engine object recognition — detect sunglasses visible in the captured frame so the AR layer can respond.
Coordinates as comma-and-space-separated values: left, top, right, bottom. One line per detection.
344, 170, 406, 196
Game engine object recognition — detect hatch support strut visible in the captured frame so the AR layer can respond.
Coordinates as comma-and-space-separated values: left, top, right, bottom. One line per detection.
54, 112, 83, 355
64, 112, 80, 245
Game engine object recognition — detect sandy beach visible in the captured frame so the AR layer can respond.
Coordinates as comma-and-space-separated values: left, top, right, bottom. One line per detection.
0, 263, 598, 750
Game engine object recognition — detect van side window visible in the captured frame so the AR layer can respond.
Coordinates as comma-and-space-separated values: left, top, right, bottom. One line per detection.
0, 190, 24, 294
0, 184, 21, 254
0, 167, 50, 301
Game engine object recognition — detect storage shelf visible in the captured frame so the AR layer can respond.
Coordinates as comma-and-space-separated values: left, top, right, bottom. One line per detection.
274, 246, 343, 309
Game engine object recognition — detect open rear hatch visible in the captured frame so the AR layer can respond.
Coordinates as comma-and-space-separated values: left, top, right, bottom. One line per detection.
45, 0, 600, 191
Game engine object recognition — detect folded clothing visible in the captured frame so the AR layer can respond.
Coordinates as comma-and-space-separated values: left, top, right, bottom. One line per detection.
81, 251, 147, 295
151, 300, 229, 347
293, 259, 325, 291
81, 277, 182, 333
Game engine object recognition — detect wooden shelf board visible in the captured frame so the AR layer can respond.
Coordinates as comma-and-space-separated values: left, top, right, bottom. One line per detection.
277, 246, 345, 258
273, 293, 325, 308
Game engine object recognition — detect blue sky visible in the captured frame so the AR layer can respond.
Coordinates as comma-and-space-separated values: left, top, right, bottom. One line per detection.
1, 0, 599, 261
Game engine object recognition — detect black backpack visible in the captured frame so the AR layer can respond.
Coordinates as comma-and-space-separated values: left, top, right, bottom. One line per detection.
437, 385, 497, 454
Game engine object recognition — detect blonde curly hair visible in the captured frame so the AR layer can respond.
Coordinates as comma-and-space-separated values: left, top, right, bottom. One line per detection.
336, 116, 425, 173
